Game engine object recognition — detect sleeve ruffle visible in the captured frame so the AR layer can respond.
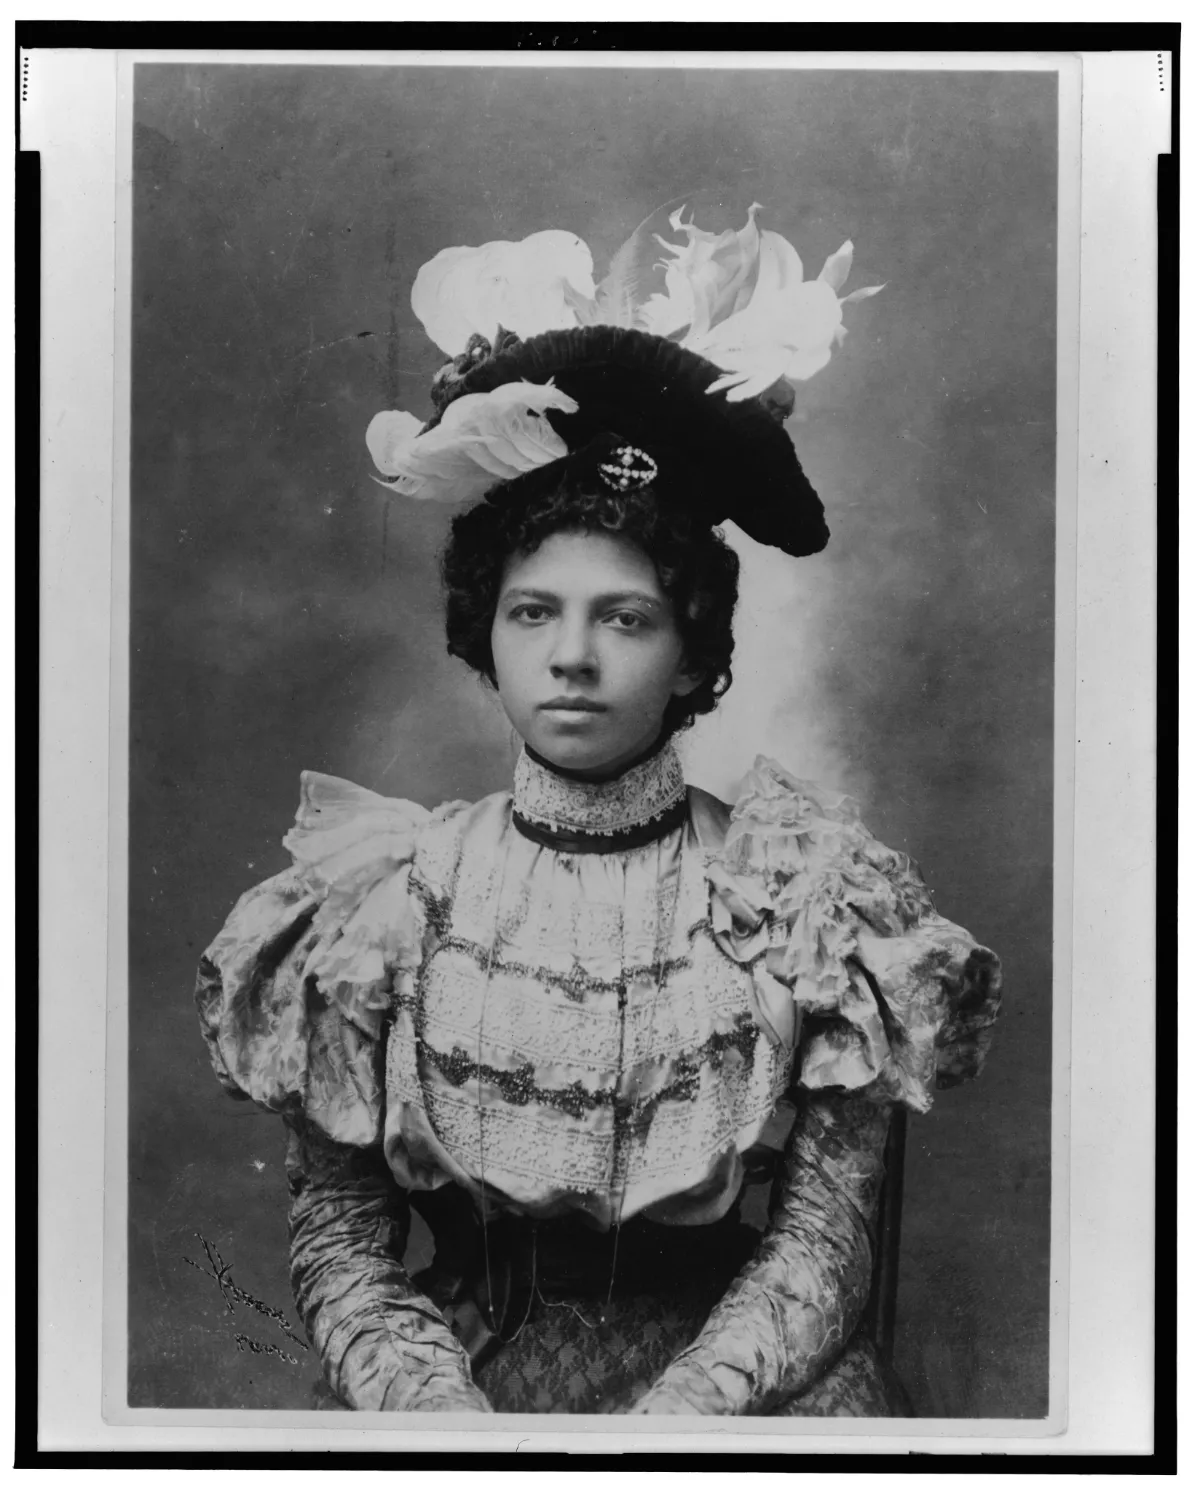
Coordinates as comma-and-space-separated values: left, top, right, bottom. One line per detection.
195, 771, 443, 1147
707, 757, 1001, 1113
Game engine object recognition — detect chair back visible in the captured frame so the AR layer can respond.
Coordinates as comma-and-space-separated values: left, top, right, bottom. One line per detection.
862, 1107, 908, 1365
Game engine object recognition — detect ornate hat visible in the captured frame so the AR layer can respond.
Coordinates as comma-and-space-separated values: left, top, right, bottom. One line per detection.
366, 205, 882, 559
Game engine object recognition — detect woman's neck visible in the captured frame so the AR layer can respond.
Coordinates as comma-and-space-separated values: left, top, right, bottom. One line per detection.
524, 720, 676, 785
512, 727, 687, 853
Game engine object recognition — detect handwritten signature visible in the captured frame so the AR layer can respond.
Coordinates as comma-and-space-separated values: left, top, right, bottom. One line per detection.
183, 1232, 309, 1365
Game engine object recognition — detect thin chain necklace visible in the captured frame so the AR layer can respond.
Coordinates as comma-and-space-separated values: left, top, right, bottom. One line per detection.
601, 830, 682, 1319
474, 789, 684, 1339
475, 833, 513, 1336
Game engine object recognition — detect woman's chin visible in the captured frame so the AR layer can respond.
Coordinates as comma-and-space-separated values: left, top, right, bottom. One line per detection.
528, 726, 672, 781
533, 734, 612, 772
524, 721, 625, 775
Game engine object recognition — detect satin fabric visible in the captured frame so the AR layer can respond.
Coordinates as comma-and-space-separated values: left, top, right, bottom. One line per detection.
197, 752, 1001, 1224
196, 746, 1001, 1413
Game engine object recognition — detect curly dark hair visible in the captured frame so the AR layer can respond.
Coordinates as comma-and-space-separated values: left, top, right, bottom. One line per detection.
441, 470, 740, 735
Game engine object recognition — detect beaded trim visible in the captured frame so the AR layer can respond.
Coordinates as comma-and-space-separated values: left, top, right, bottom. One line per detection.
512, 740, 686, 841
418, 1014, 760, 1120
429, 932, 696, 1003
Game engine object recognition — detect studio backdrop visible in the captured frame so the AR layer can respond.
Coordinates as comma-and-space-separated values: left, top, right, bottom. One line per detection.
129, 61, 1055, 1416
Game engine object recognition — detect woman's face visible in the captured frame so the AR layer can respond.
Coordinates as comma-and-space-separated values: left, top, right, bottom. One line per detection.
491, 528, 700, 777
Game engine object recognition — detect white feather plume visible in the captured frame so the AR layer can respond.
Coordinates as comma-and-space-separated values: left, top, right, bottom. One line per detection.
365, 382, 578, 503
366, 209, 883, 508
411, 231, 596, 357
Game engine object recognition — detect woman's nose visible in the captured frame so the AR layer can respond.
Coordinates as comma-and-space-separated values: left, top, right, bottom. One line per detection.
548, 618, 597, 678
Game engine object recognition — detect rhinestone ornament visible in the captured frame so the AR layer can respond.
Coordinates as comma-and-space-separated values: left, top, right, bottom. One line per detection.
597, 444, 658, 492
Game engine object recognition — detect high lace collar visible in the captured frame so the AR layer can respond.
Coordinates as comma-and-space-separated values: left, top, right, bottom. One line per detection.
511, 736, 688, 853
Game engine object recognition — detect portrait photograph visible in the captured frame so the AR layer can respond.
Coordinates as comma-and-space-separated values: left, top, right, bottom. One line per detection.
121, 54, 1056, 1428
28, 34, 1170, 1461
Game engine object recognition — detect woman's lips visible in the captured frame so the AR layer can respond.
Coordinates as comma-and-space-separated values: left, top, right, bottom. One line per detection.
539, 698, 607, 713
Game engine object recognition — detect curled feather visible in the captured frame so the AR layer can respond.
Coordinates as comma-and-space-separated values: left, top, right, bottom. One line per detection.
411, 231, 595, 357
365, 382, 578, 503
645, 213, 882, 396
644, 202, 763, 343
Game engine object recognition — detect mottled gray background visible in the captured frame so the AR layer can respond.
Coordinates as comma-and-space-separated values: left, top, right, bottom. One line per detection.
129, 63, 1055, 1415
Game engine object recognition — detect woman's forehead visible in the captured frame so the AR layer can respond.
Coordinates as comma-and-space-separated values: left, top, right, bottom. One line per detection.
499, 529, 666, 600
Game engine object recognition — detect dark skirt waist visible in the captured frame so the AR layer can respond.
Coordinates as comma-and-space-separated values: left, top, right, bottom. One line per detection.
409, 1188, 760, 1366
502, 1210, 760, 1298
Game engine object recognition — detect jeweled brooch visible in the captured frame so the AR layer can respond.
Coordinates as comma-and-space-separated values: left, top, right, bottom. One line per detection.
597, 444, 658, 492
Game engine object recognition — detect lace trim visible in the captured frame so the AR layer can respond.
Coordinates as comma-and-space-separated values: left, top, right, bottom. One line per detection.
512, 795, 689, 854
512, 740, 686, 840
412, 934, 762, 1073
425, 932, 695, 1003
415, 1055, 789, 1193
418, 1015, 760, 1118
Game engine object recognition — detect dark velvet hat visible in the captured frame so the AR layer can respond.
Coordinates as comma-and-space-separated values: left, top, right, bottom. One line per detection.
366, 207, 884, 557
426, 325, 829, 558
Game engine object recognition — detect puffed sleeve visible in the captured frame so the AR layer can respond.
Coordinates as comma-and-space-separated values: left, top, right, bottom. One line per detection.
637, 759, 1002, 1416
632, 1091, 887, 1415
706, 757, 1002, 1113
195, 771, 489, 1411
196, 770, 441, 1142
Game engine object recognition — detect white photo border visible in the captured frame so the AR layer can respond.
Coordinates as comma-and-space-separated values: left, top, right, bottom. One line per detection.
29, 40, 1165, 1457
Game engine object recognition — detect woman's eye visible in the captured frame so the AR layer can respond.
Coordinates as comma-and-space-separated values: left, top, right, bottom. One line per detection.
511, 603, 551, 622
607, 610, 647, 630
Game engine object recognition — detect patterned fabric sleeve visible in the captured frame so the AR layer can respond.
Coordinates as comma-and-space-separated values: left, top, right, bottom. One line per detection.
630, 1091, 889, 1416
195, 771, 447, 1145
707, 756, 1003, 1113
286, 1115, 492, 1412
197, 773, 490, 1410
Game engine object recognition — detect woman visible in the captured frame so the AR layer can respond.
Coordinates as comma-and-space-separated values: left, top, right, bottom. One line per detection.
196, 209, 1001, 1415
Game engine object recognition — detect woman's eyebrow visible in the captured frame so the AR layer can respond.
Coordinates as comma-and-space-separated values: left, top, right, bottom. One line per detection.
591, 590, 663, 610
498, 586, 663, 610
498, 586, 561, 606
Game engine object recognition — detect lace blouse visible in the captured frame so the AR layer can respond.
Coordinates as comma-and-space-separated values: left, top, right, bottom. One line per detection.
196, 740, 1001, 1412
